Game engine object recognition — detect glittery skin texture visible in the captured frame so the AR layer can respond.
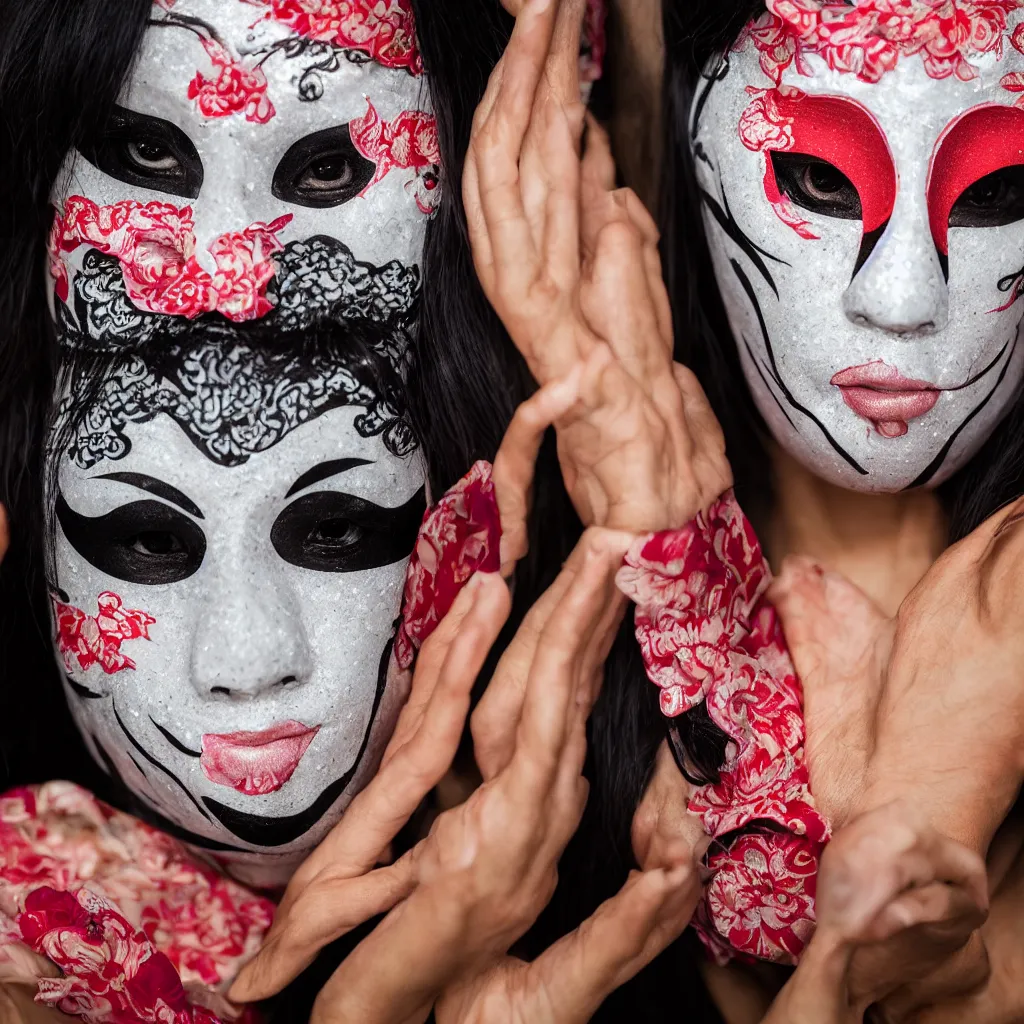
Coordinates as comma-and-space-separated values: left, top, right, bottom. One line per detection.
50, 348, 425, 883
43, 0, 434, 886
49, 0, 434, 342
692, 0, 1024, 492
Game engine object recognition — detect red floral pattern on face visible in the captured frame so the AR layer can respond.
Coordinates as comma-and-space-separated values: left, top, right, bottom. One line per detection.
53, 592, 156, 675
394, 461, 501, 671
0, 783, 273, 1022
616, 491, 829, 964
50, 197, 292, 321
246, 0, 423, 74
350, 99, 441, 214
188, 37, 275, 124
742, 0, 1023, 86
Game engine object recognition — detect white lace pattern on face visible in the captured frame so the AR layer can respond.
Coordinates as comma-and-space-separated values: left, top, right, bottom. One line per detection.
692, 1, 1024, 492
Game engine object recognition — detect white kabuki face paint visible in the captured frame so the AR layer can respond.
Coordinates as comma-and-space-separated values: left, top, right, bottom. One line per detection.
692, 0, 1024, 491
44, 0, 433, 885
48, 339, 426, 885
49, 0, 436, 334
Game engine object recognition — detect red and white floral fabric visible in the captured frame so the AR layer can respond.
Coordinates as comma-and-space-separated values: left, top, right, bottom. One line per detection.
0, 783, 274, 1022
616, 491, 829, 965
394, 461, 501, 672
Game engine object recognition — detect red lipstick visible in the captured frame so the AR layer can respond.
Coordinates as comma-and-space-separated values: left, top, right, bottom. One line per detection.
201, 721, 320, 797
831, 360, 939, 438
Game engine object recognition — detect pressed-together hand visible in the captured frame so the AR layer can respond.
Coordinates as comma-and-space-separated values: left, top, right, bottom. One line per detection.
762, 803, 988, 1024
464, 0, 730, 535
768, 499, 1024, 1019
291, 531, 700, 1024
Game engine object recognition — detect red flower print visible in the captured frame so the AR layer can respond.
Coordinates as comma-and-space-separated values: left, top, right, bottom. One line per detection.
247, 0, 423, 75
188, 37, 275, 125
395, 461, 501, 671
703, 833, 821, 965
742, 0, 1023, 87
0, 783, 274, 1020
50, 197, 292, 322
617, 490, 829, 963
52, 592, 156, 675
350, 99, 442, 214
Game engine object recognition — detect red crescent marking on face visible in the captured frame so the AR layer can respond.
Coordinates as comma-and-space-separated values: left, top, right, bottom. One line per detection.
769, 91, 898, 236
928, 103, 1024, 256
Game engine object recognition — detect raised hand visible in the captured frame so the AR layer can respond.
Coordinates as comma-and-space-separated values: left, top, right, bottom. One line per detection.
464, 0, 731, 534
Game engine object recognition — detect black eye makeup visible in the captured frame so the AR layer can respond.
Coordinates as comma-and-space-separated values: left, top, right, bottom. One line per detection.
949, 166, 1024, 229
272, 124, 377, 209
770, 152, 862, 221
272, 487, 426, 573
56, 494, 206, 586
79, 104, 204, 200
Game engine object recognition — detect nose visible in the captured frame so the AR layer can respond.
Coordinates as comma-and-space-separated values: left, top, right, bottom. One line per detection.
190, 166, 253, 278
842, 188, 949, 335
191, 565, 313, 701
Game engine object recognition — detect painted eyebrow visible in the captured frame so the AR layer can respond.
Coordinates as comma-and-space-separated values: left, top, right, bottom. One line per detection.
286, 458, 374, 499
94, 472, 204, 519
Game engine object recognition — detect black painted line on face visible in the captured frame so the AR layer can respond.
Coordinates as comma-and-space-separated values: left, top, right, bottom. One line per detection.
201, 637, 394, 848
701, 187, 787, 299
95, 472, 204, 519
64, 672, 104, 701
730, 257, 869, 476
127, 751, 148, 780
852, 222, 888, 281
91, 732, 251, 854
691, 55, 730, 144
742, 335, 798, 433
113, 702, 213, 823
950, 342, 1010, 392
906, 334, 1019, 489
151, 717, 201, 758
285, 457, 375, 499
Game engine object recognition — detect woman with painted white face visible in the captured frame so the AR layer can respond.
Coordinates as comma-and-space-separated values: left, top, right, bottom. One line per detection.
594, 0, 1024, 1019
1, 0, 724, 1020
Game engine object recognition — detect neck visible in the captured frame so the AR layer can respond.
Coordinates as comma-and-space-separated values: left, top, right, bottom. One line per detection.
765, 446, 947, 616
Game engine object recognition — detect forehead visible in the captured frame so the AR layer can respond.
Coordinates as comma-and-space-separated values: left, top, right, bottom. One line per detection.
725, 2, 1024, 139
130, 0, 425, 139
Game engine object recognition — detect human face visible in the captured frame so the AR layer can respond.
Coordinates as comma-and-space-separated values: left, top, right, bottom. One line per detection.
49, 339, 425, 886
49, 0, 435, 340
692, 0, 1024, 492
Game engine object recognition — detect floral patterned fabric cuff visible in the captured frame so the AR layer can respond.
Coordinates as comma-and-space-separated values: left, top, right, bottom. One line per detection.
616, 490, 829, 965
394, 460, 501, 671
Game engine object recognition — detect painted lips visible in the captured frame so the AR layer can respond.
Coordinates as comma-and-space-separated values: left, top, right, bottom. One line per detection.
201, 721, 320, 797
831, 361, 940, 438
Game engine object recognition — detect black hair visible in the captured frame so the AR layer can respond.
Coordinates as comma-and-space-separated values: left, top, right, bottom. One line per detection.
0, 0, 154, 792
0, 2, 719, 1019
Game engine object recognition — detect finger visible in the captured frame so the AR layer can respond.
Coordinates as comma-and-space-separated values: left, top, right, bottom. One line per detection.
821, 806, 989, 939
877, 931, 990, 1022
230, 861, 415, 1003
509, 537, 620, 795
526, 864, 703, 1023
381, 576, 491, 767
473, 0, 559, 284
493, 367, 583, 576
280, 576, 510, 907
